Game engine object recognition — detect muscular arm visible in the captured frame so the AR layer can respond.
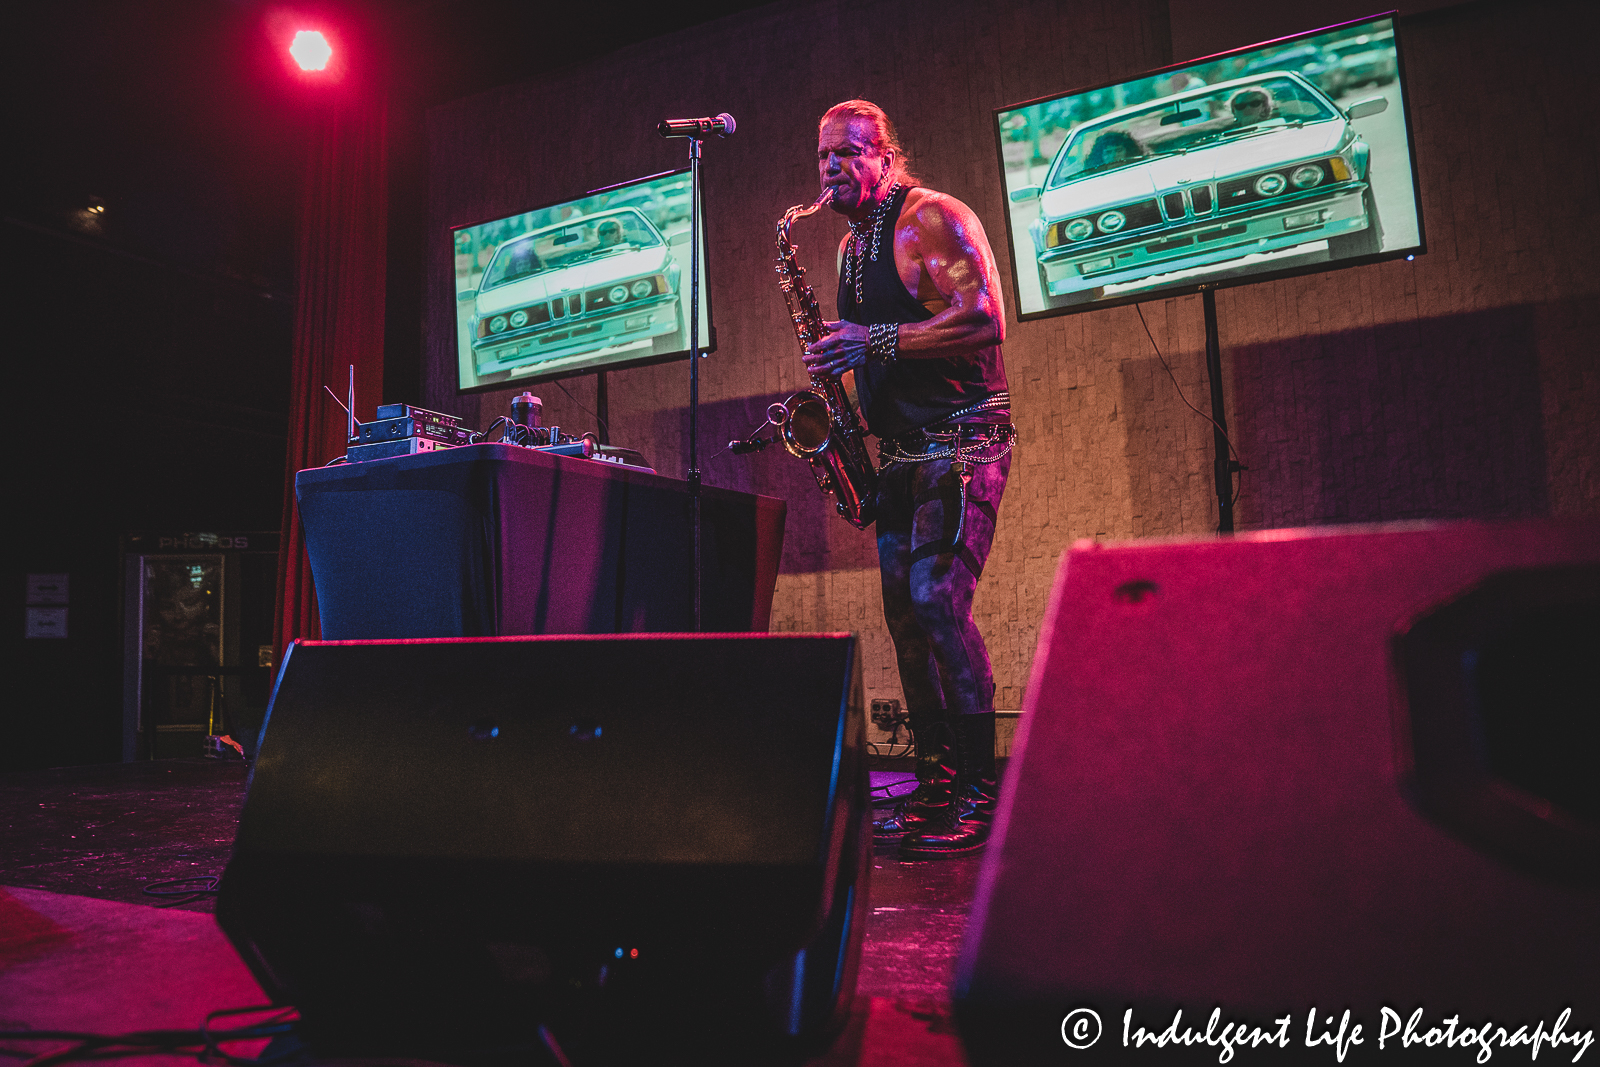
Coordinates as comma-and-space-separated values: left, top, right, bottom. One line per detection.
804, 190, 1005, 374
896, 190, 1006, 357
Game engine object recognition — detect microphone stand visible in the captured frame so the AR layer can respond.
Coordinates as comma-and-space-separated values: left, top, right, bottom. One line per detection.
660, 114, 731, 632
686, 135, 704, 631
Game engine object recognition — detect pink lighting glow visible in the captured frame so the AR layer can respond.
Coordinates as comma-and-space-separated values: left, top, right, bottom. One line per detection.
288, 30, 332, 71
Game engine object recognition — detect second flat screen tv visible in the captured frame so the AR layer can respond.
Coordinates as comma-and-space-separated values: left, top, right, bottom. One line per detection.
997, 13, 1423, 318
452, 169, 712, 392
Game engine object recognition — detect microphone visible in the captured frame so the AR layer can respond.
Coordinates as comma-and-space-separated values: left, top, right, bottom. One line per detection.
729, 434, 777, 454
657, 113, 736, 139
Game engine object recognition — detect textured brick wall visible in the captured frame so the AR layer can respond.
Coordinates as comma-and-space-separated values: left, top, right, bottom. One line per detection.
424, 0, 1599, 729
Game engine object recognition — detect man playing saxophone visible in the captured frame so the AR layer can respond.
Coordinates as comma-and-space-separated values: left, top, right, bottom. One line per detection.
802, 99, 1014, 858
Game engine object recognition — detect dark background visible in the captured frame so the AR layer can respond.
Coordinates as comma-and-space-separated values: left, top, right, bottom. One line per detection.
6, 0, 769, 771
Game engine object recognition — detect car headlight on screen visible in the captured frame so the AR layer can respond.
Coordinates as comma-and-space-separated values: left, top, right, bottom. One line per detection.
1290, 165, 1325, 189
1064, 218, 1095, 242
489, 316, 508, 334
1096, 210, 1126, 234
630, 279, 653, 298
1254, 173, 1288, 197
609, 285, 630, 304
509, 310, 528, 328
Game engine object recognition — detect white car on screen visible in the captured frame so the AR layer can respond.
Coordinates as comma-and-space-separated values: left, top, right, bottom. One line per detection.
1012, 72, 1389, 303
470, 208, 681, 371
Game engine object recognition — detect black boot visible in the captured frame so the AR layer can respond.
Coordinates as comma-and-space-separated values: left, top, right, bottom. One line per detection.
873, 711, 958, 839
898, 712, 997, 859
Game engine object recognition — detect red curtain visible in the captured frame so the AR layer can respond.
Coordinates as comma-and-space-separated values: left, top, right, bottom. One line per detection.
274, 97, 388, 661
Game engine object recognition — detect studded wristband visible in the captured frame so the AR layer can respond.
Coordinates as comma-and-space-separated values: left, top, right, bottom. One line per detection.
868, 322, 899, 365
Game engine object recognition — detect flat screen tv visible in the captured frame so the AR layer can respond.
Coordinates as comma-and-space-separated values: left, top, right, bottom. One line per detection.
452, 169, 713, 392
995, 12, 1423, 318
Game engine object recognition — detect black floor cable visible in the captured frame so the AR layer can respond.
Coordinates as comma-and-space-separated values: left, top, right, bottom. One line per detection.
1, 1012, 578, 1067
141, 875, 221, 909
0, 1005, 297, 1067
199, 1006, 301, 1066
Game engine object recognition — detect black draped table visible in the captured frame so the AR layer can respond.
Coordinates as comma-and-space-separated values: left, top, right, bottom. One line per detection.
295, 443, 786, 639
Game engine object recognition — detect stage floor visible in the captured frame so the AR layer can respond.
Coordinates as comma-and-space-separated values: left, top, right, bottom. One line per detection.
0, 759, 982, 1066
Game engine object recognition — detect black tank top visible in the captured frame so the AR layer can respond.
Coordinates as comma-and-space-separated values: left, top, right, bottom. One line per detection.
837, 185, 1008, 439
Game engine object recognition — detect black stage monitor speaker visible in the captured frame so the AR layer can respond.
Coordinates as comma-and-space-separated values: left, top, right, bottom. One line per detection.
216, 633, 869, 1065
954, 519, 1599, 1065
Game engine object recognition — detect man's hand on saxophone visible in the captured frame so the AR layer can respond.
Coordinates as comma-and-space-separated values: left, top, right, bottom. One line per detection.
802, 321, 871, 376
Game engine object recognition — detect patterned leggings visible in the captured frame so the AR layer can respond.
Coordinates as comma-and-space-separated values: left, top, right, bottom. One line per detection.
875, 447, 1010, 718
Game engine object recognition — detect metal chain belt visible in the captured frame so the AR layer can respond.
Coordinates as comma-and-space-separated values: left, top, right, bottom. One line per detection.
881, 392, 1017, 468
880, 423, 1016, 467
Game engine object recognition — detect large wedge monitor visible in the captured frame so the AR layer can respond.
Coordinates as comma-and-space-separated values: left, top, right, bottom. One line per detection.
996, 13, 1423, 318
452, 169, 713, 392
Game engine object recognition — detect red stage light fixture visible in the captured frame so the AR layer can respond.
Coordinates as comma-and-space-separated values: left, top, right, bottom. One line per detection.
288, 30, 332, 71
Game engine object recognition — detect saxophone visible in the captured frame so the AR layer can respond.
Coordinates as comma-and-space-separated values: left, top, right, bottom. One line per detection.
772, 191, 879, 529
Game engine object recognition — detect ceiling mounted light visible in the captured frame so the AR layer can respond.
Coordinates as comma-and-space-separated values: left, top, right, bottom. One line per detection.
289, 30, 332, 71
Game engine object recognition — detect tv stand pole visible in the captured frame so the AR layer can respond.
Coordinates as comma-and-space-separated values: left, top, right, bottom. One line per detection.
1200, 286, 1236, 533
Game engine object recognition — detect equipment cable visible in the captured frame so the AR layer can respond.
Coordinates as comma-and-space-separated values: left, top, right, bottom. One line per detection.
551, 380, 610, 441
1134, 302, 1245, 507
141, 875, 220, 909
1, 1007, 574, 1067
0, 1006, 298, 1067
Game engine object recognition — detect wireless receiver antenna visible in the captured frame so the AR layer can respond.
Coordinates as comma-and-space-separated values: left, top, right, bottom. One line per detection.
323, 365, 358, 449
323, 365, 358, 439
